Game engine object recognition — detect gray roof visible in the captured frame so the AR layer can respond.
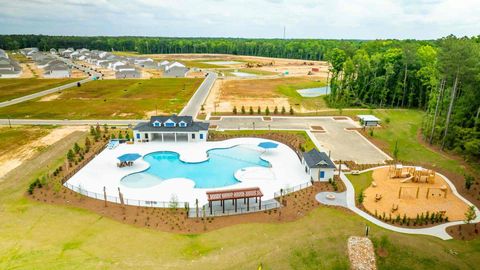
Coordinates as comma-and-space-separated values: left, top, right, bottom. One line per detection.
134, 115, 209, 132
303, 149, 336, 169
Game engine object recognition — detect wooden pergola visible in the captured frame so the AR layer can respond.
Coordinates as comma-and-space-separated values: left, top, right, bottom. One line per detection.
206, 187, 263, 214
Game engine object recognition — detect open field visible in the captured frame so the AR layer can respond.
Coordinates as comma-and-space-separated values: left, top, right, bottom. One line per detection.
0, 126, 87, 179
0, 78, 203, 119
0, 78, 79, 102
1, 127, 480, 269
204, 77, 328, 114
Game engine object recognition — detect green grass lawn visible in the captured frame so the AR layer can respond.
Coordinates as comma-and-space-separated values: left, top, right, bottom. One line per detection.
0, 78, 79, 102
365, 109, 479, 175
348, 171, 374, 200
0, 78, 203, 119
277, 79, 328, 110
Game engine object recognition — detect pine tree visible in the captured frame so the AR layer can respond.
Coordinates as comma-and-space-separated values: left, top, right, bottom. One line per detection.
249, 106, 254, 115
265, 107, 270, 115
281, 106, 286, 114
67, 149, 75, 163
241, 106, 246, 114
274, 106, 278, 114
233, 106, 237, 114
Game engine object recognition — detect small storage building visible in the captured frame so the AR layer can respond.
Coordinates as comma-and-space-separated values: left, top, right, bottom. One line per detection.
301, 148, 336, 182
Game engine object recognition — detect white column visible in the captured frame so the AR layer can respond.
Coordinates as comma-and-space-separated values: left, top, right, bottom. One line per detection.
174, 133, 177, 142
161, 133, 164, 142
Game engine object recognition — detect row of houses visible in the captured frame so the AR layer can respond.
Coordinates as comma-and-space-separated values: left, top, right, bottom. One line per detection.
50, 48, 189, 79
20, 47, 71, 78
53, 48, 189, 79
0, 49, 22, 78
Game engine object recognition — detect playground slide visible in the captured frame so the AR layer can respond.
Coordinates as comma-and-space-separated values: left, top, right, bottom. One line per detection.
401, 176, 414, 183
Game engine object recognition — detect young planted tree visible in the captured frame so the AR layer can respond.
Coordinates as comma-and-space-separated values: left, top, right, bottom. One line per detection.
249, 106, 254, 115
281, 106, 286, 114
257, 106, 261, 114
464, 205, 477, 224
233, 106, 237, 115
73, 142, 81, 154
274, 106, 278, 114
241, 106, 246, 114
265, 107, 270, 115
393, 140, 399, 161
67, 149, 75, 163
465, 174, 475, 190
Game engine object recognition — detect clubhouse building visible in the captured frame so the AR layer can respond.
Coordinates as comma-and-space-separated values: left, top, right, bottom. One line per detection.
133, 115, 209, 143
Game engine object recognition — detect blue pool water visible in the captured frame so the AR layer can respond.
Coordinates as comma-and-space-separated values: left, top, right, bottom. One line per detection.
297, 86, 330, 97
121, 146, 270, 189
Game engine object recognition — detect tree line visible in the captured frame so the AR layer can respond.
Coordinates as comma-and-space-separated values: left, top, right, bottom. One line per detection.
326, 35, 479, 160
0, 35, 363, 60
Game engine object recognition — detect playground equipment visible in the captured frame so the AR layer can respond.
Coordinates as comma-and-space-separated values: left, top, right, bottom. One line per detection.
398, 186, 420, 199
389, 165, 436, 184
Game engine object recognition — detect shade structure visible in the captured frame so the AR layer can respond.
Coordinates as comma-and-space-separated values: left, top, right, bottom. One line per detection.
257, 142, 278, 149
117, 153, 142, 162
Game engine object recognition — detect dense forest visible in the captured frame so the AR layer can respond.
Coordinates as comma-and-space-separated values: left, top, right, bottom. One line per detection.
0, 34, 478, 160
326, 35, 480, 161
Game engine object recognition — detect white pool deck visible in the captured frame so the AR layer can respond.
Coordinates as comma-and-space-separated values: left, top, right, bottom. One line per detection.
66, 138, 310, 207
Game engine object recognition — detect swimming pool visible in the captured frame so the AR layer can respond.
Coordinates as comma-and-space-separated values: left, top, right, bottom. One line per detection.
297, 86, 330, 97
121, 145, 270, 189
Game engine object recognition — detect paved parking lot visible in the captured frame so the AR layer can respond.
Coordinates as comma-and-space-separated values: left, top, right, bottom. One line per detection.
210, 116, 391, 164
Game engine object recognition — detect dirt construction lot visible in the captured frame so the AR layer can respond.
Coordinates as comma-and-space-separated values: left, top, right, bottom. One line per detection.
204, 77, 328, 114
363, 167, 470, 221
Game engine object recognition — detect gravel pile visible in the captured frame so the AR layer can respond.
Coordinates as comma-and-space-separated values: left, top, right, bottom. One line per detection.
348, 236, 377, 270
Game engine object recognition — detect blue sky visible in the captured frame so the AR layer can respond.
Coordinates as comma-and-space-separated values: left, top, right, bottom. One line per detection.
0, 0, 478, 39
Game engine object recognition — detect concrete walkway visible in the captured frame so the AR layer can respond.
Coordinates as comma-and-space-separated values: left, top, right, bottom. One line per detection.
326, 167, 480, 240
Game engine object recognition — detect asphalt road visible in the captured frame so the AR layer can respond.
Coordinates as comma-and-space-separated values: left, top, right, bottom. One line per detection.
179, 72, 217, 117
0, 77, 92, 108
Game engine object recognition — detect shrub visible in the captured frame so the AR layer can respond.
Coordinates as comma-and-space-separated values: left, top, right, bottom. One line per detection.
357, 189, 365, 204
233, 106, 237, 115
249, 106, 254, 115
274, 106, 279, 114
265, 107, 270, 115
385, 117, 391, 124
465, 174, 475, 190
289, 107, 294, 115
241, 106, 246, 114
257, 106, 261, 114
67, 149, 75, 163
281, 106, 286, 114
73, 142, 81, 154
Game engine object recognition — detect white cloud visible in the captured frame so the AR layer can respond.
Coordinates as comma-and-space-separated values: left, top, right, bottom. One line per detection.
0, 0, 478, 38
